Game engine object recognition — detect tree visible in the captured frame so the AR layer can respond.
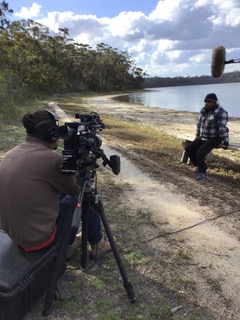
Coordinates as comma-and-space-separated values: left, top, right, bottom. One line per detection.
0, 15, 147, 101
0, 1, 13, 29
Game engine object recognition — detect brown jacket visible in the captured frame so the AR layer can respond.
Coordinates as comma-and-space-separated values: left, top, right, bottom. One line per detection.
0, 136, 79, 247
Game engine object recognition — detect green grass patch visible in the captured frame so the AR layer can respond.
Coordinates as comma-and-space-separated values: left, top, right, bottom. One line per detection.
0, 99, 48, 158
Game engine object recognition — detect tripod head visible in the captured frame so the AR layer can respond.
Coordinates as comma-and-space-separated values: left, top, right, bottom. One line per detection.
57, 112, 120, 177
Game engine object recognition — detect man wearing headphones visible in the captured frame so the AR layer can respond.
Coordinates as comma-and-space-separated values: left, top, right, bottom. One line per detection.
0, 109, 111, 259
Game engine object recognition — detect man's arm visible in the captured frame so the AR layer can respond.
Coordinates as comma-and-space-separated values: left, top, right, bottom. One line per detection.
52, 157, 80, 196
195, 114, 201, 138
218, 109, 229, 145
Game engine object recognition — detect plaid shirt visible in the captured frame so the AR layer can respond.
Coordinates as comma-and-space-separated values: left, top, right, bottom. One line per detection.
196, 104, 229, 144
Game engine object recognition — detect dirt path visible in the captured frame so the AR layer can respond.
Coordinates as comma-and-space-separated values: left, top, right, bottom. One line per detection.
52, 97, 240, 319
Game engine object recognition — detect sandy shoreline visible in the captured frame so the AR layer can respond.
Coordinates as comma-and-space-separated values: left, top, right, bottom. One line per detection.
83, 94, 240, 144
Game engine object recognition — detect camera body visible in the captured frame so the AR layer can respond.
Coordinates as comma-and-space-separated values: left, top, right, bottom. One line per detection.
57, 113, 120, 175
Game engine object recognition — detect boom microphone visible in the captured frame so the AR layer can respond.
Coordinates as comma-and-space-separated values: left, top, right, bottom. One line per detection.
211, 46, 226, 78
211, 45, 240, 78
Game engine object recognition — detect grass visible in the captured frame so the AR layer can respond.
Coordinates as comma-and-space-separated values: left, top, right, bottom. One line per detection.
0, 99, 48, 159
1, 96, 239, 319
103, 117, 182, 156
206, 278, 222, 293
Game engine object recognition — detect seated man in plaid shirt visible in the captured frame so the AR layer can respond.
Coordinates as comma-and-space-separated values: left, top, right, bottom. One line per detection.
185, 93, 229, 181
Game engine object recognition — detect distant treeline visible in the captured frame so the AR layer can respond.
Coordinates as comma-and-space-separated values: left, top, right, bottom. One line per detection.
144, 72, 240, 88
0, 1, 147, 118
0, 20, 146, 96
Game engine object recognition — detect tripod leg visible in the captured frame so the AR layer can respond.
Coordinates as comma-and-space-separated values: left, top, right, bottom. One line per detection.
98, 199, 137, 303
81, 201, 89, 269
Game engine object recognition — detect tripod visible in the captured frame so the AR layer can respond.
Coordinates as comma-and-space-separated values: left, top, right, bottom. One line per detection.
42, 152, 136, 316
73, 159, 137, 303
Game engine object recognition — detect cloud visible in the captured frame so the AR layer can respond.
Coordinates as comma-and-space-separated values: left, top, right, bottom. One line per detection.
14, 2, 42, 19
32, 0, 240, 77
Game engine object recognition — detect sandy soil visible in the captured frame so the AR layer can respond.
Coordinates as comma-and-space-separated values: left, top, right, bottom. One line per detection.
52, 96, 240, 319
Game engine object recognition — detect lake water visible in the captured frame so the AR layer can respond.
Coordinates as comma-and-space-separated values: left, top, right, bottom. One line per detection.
119, 83, 240, 118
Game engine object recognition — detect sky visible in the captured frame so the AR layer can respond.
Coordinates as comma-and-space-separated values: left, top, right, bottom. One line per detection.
9, 0, 240, 78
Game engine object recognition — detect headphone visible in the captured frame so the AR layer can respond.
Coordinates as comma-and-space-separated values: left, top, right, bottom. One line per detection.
34, 110, 59, 142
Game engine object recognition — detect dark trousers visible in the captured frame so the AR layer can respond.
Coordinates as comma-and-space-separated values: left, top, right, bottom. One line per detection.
55, 193, 102, 246
185, 138, 220, 173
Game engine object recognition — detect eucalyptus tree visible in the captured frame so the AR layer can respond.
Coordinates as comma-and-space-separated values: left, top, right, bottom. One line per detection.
0, 0, 13, 29
0, 6, 146, 100
95, 43, 136, 91
0, 1, 16, 118
2, 20, 46, 94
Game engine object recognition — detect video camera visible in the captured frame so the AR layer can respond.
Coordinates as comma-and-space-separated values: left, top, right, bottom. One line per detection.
57, 112, 120, 175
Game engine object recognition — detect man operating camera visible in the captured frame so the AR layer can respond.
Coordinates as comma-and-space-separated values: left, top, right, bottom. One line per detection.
0, 109, 111, 259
